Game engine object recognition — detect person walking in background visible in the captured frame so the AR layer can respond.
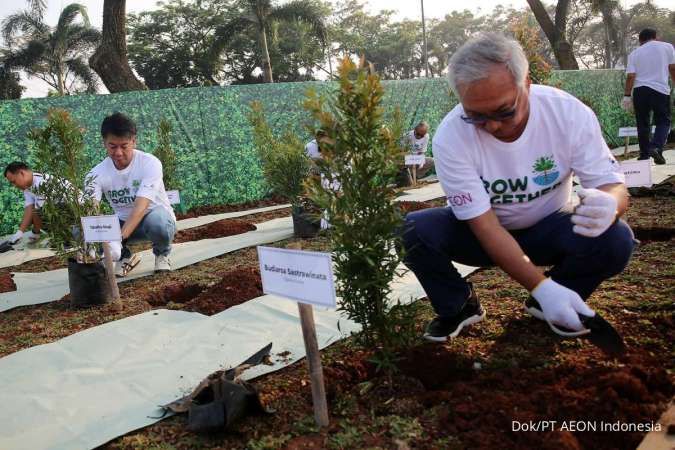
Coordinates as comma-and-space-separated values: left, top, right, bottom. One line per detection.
622, 28, 675, 165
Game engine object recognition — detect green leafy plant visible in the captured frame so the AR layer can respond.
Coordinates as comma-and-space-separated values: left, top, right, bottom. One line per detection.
28, 109, 98, 259
532, 156, 555, 174
248, 101, 311, 208
304, 57, 413, 374
510, 17, 552, 85
153, 118, 180, 190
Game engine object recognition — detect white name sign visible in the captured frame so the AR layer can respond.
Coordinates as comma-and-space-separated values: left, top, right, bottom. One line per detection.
620, 160, 652, 188
618, 126, 655, 137
257, 246, 336, 308
81, 215, 122, 242
166, 190, 181, 205
405, 154, 425, 167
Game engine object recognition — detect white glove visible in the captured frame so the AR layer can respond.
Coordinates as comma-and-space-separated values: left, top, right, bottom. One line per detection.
621, 96, 632, 111
9, 230, 24, 244
571, 188, 618, 237
108, 240, 122, 261
531, 278, 595, 332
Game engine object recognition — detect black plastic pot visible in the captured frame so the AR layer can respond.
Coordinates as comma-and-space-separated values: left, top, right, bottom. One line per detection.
291, 206, 320, 238
68, 257, 112, 307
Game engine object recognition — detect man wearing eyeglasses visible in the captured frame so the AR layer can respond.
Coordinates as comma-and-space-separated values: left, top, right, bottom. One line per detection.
402, 33, 634, 342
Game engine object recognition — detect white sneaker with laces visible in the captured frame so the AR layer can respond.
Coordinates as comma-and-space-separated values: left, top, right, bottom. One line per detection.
154, 254, 172, 272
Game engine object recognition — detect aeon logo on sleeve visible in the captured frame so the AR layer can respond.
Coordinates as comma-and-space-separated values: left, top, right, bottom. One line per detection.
447, 192, 473, 207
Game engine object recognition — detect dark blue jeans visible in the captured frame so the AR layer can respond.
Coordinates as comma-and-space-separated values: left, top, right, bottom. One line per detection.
402, 207, 635, 318
633, 86, 671, 158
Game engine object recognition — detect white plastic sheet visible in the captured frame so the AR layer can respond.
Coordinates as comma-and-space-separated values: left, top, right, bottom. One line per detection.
396, 181, 445, 203
0, 204, 291, 270
0, 217, 294, 312
0, 263, 476, 450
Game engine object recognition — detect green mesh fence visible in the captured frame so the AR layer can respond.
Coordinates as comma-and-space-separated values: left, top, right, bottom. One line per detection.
0, 70, 668, 234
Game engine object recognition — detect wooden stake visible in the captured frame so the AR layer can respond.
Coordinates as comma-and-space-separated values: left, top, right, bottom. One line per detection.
297, 302, 329, 427
102, 242, 121, 309
412, 164, 417, 187
624, 136, 629, 157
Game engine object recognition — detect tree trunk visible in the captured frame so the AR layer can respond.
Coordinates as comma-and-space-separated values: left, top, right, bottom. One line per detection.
526, 0, 579, 70
599, 0, 620, 68
56, 62, 65, 95
259, 24, 273, 83
89, 0, 146, 92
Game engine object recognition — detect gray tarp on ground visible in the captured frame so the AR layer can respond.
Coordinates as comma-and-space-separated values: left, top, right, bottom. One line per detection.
0, 204, 290, 270
0, 263, 477, 450
0, 180, 450, 312
0, 217, 294, 312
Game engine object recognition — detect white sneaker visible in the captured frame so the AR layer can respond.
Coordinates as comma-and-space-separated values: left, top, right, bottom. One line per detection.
154, 254, 172, 272
115, 253, 141, 277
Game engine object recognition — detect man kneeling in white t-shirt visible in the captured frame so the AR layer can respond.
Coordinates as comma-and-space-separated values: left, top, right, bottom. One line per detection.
3, 162, 49, 244
86, 113, 176, 276
402, 33, 635, 342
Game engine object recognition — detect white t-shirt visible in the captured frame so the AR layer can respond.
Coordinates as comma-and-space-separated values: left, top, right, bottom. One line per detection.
402, 130, 429, 154
23, 172, 46, 208
626, 40, 675, 95
86, 150, 175, 222
433, 84, 624, 230
305, 139, 321, 159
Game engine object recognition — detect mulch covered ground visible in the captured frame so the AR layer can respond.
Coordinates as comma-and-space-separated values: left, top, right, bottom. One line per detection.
173, 219, 256, 243
148, 267, 263, 315
0, 272, 16, 293
0, 206, 291, 275
175, 195, 287, 220
0, 194, 672, 449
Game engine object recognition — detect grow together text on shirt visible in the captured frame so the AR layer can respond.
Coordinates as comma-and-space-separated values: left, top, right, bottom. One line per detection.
107, 180, 141, 205
479, 175, 563, 205
448, 155, 564, 207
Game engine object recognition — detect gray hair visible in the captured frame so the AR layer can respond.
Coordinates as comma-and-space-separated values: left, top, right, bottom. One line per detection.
415, 121, 428, 129
447, 32, 529, 97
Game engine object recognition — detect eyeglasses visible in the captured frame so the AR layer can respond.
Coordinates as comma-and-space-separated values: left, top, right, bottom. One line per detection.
460, 91, 520, 125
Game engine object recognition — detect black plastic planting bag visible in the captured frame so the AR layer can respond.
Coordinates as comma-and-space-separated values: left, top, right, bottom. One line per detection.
161, 343, 274, 433
292, 206, 320, 238
68, 258, 112, 306
187, 377, 265, 432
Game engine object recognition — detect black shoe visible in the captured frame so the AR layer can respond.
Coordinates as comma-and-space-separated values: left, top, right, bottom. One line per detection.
650, 148, 666, 165
424, 286, 486, 342
637, 155, 650, 161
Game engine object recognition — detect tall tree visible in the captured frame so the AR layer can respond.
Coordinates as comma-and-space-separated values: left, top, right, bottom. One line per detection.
0, 66, 25, 99
211, 0, 327, 83
526, 0, 580, 69
128, 0, 234, 88
89, 0, 146, 92
427, 10, 484, 77
2, 3, 100, 95
26, 0, 47, 18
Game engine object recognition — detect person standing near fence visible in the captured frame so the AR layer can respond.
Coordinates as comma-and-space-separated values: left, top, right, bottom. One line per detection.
622, 28, 675, 165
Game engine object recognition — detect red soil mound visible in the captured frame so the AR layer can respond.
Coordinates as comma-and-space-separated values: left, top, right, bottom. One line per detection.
174, 219, 256, 243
